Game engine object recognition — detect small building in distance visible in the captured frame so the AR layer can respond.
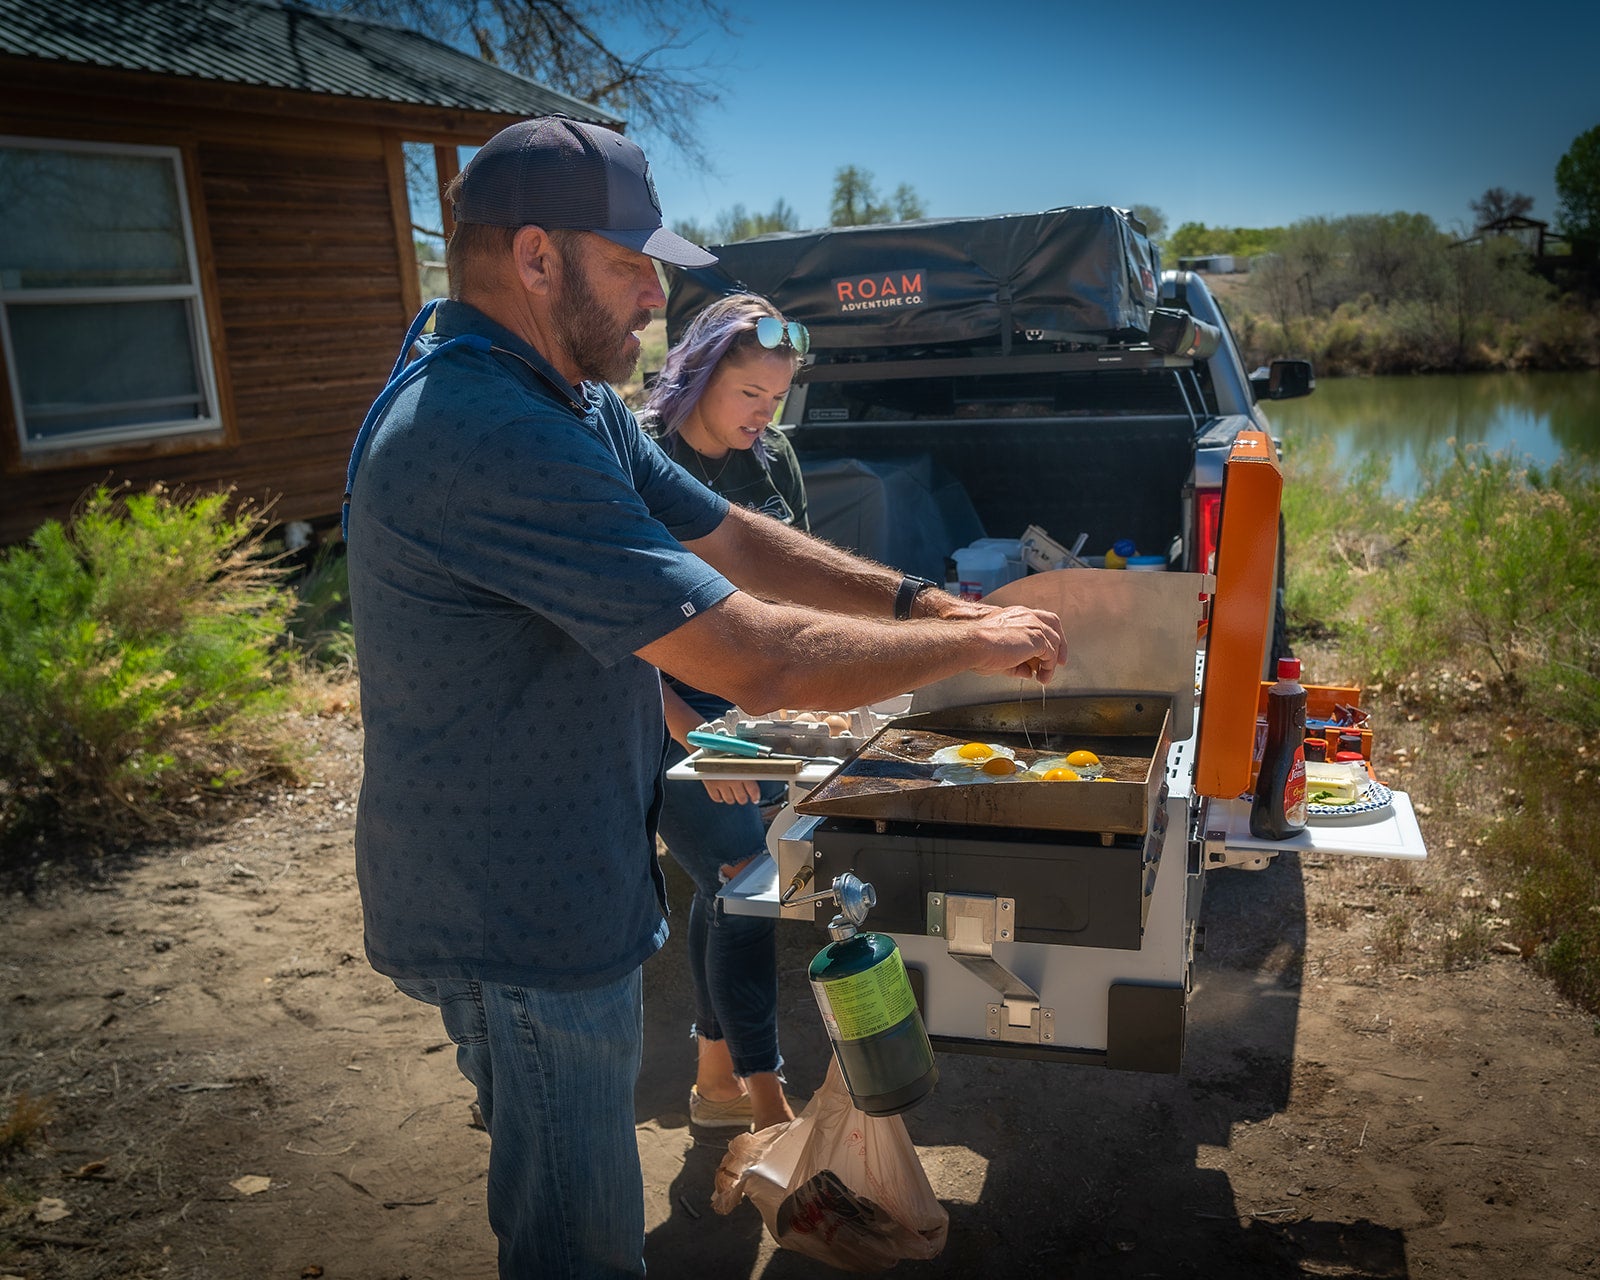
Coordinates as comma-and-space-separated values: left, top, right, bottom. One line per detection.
0, 0, 621, 545
1467, 213, 1563, 259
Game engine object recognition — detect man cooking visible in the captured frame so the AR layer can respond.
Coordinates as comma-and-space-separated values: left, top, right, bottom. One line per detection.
344, 114, 1064, 1279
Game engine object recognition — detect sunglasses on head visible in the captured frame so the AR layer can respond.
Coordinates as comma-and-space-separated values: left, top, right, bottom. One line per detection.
754, 315, 810, 356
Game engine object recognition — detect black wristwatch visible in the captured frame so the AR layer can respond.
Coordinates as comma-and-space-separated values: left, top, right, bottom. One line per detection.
893, 574, 939, 621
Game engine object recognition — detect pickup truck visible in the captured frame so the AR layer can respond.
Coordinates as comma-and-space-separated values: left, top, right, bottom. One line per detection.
657, 208, 1432, 1084
666, 206, 1314, 671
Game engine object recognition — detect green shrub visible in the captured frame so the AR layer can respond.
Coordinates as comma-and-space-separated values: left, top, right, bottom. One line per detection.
1279, 437, 1401, 637
1361, 450, 1600, 728
0, 485, 298, 846
287, 544, 355, 672
1484, 739, 1600, 1012
1281, 441, 1600, 1012
1515, 301, 1600, 369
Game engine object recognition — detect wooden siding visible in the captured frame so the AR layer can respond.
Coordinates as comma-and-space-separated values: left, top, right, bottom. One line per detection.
0, 65, 514, 545
196, 134, 408, 523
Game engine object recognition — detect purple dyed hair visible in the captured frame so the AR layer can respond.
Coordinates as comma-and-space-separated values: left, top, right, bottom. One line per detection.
640, 293, 798, 462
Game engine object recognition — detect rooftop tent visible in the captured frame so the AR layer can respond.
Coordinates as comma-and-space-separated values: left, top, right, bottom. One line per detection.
666, 206, 1161, 352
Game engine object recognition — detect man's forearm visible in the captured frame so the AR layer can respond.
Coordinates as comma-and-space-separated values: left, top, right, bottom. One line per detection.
638, 591, 1063, 718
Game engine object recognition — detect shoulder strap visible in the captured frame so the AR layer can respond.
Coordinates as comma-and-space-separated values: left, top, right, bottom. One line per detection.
341, 301, 491, 542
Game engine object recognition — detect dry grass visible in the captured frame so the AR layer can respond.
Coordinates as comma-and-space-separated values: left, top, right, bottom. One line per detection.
1292, 636, 1598, 1016
0, 1092, 51, 1164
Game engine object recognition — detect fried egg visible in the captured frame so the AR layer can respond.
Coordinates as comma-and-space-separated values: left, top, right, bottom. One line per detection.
929, 742, 1016, 766
933, 754, 1023, 784
1021, 756, 1075, 779
1063, 749, 1104, 778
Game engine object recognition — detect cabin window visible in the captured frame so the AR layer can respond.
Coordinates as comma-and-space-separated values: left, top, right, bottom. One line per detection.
0, 137, 221, 455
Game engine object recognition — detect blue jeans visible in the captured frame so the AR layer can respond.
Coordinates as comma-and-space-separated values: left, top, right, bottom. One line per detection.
658, 739, 783, 1078
393, 973, 646, 1279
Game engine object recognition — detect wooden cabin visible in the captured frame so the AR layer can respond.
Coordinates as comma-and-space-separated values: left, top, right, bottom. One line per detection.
0, 0, 622, 545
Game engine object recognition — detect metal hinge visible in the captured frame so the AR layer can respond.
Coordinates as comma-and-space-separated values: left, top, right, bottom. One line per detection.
1200, 825, 1277, 871
928, 892, 1054, 1044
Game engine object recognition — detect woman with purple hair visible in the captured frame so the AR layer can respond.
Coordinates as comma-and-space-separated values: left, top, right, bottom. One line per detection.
640, 292, 811, 1132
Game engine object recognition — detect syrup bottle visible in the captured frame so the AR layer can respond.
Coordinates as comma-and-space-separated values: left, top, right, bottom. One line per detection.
1250, 657, 1308, 840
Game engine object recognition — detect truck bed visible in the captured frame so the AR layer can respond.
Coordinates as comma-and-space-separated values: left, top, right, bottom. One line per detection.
789, 413, 1196, 564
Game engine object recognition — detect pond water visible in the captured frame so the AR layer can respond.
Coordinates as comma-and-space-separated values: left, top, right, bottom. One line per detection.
1268, 370, 1600, 498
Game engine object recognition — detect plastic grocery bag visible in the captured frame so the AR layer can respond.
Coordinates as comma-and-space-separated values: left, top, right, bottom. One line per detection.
711, 1059, 948, 1272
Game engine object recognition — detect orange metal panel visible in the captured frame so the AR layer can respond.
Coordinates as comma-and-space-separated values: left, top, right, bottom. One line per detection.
1194, 430, 1283, 799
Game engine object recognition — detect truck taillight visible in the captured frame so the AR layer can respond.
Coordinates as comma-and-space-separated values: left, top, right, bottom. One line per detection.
1195, 488, 1223, 575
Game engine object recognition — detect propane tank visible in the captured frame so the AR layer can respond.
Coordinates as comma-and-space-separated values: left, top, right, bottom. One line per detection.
790, 870, 938, 1116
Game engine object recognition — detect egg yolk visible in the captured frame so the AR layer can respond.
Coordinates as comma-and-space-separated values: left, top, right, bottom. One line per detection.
956, 742, 995, 760
981, 756, 1019, 776
1094, 775, 1115, 781
1040, 767, 1081, 781
1065, 750, 1101, 768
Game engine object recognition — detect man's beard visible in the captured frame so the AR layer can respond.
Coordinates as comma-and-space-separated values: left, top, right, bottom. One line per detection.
552, 241, 652, 385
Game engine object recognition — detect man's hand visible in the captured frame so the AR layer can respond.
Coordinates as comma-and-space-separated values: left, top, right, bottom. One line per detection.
966, 605, 1066, 684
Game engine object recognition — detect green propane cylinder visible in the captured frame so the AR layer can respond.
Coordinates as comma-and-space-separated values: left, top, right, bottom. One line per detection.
806, 876, 937, 1116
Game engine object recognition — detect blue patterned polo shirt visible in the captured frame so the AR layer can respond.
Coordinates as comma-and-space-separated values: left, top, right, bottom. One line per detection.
347, 301, 733, 989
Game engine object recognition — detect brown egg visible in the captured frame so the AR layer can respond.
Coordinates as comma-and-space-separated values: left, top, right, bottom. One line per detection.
823, 714, 851, 737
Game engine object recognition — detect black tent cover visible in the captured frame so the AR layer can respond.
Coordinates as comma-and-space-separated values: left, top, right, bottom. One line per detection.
664, 206, 1161, 352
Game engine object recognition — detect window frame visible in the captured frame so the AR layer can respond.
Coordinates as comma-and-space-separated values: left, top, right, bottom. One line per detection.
0, 134, 225, 460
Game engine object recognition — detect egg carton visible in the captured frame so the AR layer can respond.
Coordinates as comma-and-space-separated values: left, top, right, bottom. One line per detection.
714, 705, 883, 756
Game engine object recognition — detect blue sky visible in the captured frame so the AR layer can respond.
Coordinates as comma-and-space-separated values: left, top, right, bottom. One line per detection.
630, 0, 1599, 237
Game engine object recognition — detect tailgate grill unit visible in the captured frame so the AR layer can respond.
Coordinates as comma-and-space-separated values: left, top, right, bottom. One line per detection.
775, 433, 1284, 1073
799, 698, 1173, 953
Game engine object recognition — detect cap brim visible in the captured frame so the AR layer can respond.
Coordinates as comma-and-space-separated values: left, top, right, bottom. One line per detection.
595, 226, 718, 268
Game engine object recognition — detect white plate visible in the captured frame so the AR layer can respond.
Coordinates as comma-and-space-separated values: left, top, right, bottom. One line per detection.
1308, 780, 1393, 821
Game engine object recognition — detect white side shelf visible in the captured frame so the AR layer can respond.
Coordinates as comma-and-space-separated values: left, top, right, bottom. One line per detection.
720, 853, 784, 918
663, 751, 840, 792
1210, 790, 1428, 861
666, 753, 835, 919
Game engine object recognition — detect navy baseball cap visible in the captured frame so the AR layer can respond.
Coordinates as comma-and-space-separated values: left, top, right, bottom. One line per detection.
452, 116, 716, 268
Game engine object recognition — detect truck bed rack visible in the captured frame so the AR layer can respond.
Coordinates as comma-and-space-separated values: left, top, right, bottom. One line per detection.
795, 347, 1193, 385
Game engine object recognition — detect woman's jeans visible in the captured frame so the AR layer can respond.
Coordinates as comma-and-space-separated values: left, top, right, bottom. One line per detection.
657, 739, 783, 1078
393, 971, 646, 1279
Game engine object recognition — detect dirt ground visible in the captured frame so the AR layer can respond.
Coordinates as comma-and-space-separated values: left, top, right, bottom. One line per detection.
3, 702, 1599, 1280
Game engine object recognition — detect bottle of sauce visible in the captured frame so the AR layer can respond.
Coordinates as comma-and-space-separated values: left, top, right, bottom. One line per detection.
1250, 657, 1308, 840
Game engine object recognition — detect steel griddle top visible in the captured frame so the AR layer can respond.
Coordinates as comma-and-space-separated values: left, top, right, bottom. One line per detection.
796, 698, 1172, 834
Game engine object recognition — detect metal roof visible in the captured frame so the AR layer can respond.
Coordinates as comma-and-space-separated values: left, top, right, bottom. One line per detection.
0, 0, 623, 123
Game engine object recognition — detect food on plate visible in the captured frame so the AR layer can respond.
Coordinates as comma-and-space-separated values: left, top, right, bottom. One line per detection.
1304, 761, 1363, 803
929, 742, 1017, 766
